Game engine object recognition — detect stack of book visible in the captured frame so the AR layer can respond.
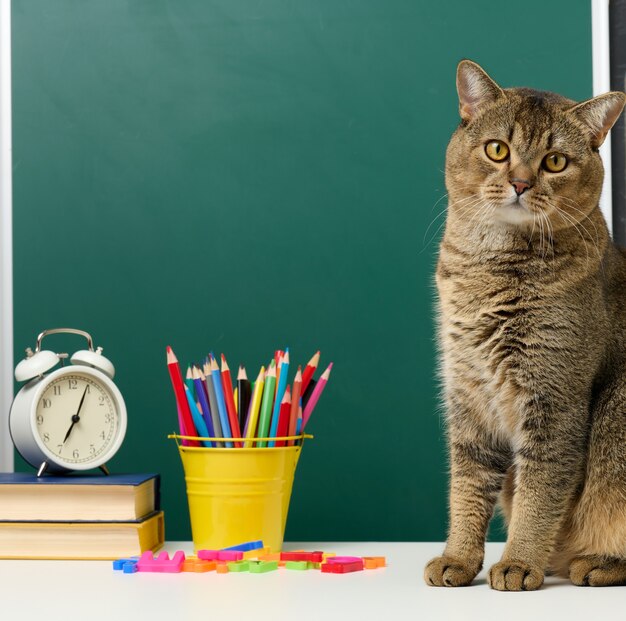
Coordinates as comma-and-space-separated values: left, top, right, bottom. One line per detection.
0, 473, 163, 559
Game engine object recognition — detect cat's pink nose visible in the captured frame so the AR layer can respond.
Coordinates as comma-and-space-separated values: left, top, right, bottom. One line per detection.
510, 178, 531, 196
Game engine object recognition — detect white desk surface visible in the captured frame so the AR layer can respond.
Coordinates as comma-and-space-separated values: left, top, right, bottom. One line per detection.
0, 542, 621, 620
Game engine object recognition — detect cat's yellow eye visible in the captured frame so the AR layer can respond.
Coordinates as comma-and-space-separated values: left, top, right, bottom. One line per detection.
542, 152, 568, 173
485, 140, 510, 162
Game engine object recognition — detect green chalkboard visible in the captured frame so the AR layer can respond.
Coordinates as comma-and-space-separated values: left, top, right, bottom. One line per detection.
12, 0, 592, 541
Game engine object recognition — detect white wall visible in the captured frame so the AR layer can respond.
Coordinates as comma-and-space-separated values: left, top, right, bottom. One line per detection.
592, 0, 614, 233
0, 0, 13, 472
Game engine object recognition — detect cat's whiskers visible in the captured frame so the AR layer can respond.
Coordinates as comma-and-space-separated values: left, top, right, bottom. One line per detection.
556, 208, 592, 268
554, 195, 601, 248
551, 199, 601, 261
535, 192, 600, 248
426, 191, 480, 229
536, 208, 547, 264
547, 202, 597, 268
422, 194, 486, 251
528, 207, 538, 250
433, 196, 488, 246
528, 194, 599, 269
539, 209, 556, 272
465, 198, 496, 237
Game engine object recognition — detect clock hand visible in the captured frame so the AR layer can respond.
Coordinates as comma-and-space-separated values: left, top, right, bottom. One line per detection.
62, 414, 80, 445
74, 384, 89, 417
61, 385, 89, 446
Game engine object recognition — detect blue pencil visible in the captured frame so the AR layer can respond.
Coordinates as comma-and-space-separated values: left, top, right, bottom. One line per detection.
295, 397, 303, 444
192, 367, 215, 447
268, 348, 289, 447
210, 355, 233, 448
203, 359, 224, 448
184, 385, 211, 447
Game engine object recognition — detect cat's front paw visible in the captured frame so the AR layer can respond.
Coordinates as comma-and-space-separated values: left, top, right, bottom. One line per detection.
488, 560, 544, 591
569, 555, 626, 586
424, 555, 480, 587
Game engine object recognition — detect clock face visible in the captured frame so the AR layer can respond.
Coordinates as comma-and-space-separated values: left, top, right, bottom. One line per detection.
34, 372, 121, 466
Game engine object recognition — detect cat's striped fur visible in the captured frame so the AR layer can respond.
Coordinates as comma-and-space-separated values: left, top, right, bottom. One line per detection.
425, 61, 626, 591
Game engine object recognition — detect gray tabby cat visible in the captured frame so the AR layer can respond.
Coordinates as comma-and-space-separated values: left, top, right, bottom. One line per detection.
425, 60, 626, 591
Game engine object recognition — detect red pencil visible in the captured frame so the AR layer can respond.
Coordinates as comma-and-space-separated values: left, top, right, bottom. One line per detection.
274, 350, 284, 369
300, 351, 320, 395
275, 387, 292, 448
220, 354, 242, 447
166, 346, 200, 446
288, 367, 302, 446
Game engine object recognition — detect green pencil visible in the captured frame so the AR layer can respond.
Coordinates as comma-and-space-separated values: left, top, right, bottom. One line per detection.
256, 360, 277, 447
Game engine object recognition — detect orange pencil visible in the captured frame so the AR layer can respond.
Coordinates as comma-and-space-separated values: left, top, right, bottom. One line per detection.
300, 351, 320, 395
288, 367, 302, 446
166, 346, 200, 446
220, 354, 242, 447
275, 387, 292, 447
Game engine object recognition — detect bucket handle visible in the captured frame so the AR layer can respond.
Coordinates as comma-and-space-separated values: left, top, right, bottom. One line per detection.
167, 433, 313, 447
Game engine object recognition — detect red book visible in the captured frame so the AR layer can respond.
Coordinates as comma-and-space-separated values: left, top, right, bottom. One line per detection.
166, 346, 200, 447
220, 354, 242, 447
275, 387, 292, 448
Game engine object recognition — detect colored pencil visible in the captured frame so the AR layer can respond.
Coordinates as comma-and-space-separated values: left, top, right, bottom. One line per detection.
275, 387, 292, 448
185, 366, 194, 394
166, 346, 200, 446
192, 367, 215, 446
288, 367, 302, 446
296, 398, 303, 442
244, 366, 265, 447
202, 360, 224, 448
184, 384, 211, 447
300, 351, 320, 395
302, 363, 332, 430
274, 350, 283, 370
220, 354, 242, 447
176, 403, 189, 446
274, 353, 283, 401
302, 378, 316, 408
257, 360, 277, 447
268, 349, 290, 447
237, 366, 252, 432
245, 380, 255, 426
210, 355, 233, 448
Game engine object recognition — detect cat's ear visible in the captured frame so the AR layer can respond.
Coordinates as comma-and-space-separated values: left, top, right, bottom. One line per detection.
567, 92, 626, 148
456, 60, 504, 122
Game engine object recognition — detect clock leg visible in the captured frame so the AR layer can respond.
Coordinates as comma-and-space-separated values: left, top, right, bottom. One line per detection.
99, 463, 110, 476
37, 461, 49, 477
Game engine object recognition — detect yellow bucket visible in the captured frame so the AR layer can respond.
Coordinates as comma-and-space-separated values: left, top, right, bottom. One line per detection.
168, 434, 312, 553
